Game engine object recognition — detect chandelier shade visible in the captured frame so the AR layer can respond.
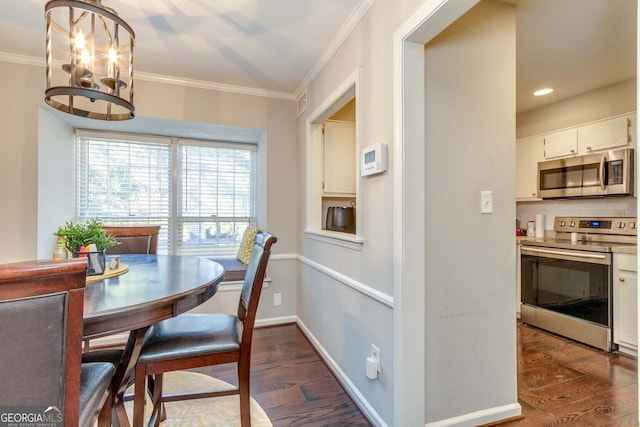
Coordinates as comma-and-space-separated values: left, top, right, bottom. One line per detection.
45, 0, 135, 120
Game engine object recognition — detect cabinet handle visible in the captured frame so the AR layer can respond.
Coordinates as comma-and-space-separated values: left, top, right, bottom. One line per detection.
532, 192, 536, 197
570, 149, 575, 153
586, 146, 592, 150
619, 277, 626, 282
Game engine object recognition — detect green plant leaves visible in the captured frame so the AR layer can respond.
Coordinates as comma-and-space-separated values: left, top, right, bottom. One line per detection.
55, 219, 118, 253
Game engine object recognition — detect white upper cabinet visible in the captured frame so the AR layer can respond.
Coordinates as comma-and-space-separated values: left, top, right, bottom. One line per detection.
516, 136, 544, 200
543, 128, 577, 159
578, 114, 634, 154
322, 121, 356, 196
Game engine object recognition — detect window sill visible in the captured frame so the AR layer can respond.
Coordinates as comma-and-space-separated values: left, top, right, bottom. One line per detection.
304, 229, 364, 250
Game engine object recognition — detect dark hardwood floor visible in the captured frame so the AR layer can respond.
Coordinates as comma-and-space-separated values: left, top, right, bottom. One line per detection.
194, 323, 373, 426
196, 322, 637, 426
503, 321, 638, 427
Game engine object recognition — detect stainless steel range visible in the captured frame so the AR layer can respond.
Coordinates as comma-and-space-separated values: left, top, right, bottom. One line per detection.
520, 217, 637, 351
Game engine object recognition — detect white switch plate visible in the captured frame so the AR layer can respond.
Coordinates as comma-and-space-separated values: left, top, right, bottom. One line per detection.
273, 293, 282, 306
480, 190, 493, 214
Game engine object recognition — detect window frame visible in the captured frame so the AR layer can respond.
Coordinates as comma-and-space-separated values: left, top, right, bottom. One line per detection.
75, 130, 258, 257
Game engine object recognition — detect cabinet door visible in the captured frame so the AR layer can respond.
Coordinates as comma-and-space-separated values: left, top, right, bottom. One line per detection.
578, 115, 631, 154
613, 254, 638, 350
543, 128, 577, 159
516, 136, 544, 200
323, 122, 356, 196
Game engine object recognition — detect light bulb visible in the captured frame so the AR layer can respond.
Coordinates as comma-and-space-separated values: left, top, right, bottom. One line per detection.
81, 50, 91, 65
74, 29, 85, 49
108, 48, 118, 64
533, 88, 554, 96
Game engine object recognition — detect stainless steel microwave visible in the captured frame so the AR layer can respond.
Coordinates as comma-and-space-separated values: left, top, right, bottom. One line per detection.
537, 148, 634, 198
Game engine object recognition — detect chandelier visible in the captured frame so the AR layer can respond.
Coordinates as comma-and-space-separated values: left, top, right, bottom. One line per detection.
45, 0, 135, 120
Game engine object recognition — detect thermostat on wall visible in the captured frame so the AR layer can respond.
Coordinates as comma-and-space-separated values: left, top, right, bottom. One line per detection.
361, 143, 388, 176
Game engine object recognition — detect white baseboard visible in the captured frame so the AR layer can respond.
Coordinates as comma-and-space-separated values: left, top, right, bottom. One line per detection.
255, 315, 297, 327
424, 403, 522, 427
295, 317, 389, 427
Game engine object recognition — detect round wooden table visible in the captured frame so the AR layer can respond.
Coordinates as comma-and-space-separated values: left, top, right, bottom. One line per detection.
82, 254, 224, 427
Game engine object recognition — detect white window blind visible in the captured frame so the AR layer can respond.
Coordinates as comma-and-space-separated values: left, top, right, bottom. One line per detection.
76, 131, 257, 256
176, 139, 256, 256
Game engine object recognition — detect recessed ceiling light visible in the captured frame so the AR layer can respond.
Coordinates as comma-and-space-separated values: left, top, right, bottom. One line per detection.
533, 88, 554, 96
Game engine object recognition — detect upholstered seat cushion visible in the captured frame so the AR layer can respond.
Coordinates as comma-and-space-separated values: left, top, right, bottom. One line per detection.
213, 258, 249, 282
79, 362, 115, 427
138, 314, 241, 364
82, 349, 124, 366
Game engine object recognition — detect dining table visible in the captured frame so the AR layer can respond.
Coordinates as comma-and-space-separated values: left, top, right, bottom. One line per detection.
82, 254, 225, 427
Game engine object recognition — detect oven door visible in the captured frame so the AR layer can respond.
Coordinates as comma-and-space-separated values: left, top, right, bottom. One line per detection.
521, 246, 611, 327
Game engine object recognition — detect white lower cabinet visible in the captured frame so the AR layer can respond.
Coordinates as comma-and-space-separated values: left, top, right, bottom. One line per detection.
613, 253, 637, 351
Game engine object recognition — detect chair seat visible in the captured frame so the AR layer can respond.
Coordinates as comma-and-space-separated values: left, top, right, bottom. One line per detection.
79, 362, 116, 427
138, 314, 241, 364
82, 349, 124, 366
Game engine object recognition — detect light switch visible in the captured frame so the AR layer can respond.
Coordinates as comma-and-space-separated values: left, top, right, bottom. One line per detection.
480, 190, 493, 214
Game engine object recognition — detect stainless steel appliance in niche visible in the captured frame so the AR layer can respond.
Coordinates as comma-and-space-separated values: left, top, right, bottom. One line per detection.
520, 216, 637, 351
538, 148, 633, 199
325, 206, 355, 233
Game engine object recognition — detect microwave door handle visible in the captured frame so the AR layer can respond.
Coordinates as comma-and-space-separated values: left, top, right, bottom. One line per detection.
599, 156, 606, 190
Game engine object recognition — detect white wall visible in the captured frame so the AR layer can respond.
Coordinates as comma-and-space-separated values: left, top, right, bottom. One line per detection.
0, 62, 42, 262
296, 0, 430, 424
424, 1, 518, 423
37, 108, 75, 260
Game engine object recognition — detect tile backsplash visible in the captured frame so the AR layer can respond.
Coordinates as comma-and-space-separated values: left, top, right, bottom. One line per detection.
516, 198, 637, 232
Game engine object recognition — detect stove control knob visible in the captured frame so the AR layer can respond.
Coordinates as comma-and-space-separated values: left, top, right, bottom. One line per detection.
617, 222, 626, 229
631, 222, 636, 229
569, 221, 575, 227
559, 220, 566, 227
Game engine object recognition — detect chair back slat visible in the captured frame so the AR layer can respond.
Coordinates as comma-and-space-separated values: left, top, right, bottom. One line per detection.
103, 225, 160, 255
237, 232, 276, 343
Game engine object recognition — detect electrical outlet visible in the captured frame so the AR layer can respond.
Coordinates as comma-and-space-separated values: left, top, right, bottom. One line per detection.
273, 293, 282, 306
371, 344, 380, 372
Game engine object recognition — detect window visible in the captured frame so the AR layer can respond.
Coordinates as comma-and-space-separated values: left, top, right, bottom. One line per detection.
76, 131, 257, 256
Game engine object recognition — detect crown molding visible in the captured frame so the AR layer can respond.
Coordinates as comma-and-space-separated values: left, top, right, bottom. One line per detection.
294, 0, 376, 99
135, 71, 296, 101
0, 52, 296, 101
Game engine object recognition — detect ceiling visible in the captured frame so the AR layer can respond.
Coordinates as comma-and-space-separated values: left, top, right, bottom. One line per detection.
2, 0, 364, 98
0, 0, 636, 111
516, 0, 636, 113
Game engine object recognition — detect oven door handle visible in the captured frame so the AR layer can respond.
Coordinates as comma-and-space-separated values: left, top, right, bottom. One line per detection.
521, 246, 611, 264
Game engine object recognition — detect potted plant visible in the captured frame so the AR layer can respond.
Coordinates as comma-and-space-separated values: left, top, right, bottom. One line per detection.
55, 219, 118, 275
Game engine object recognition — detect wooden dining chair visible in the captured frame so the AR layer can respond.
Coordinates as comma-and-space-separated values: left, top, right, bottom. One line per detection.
133, 231, 277, 427
103, 225, 161, 255
0, 258, 115, 427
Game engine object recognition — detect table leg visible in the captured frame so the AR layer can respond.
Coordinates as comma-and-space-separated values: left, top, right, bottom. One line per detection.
110, 326, 149, 427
